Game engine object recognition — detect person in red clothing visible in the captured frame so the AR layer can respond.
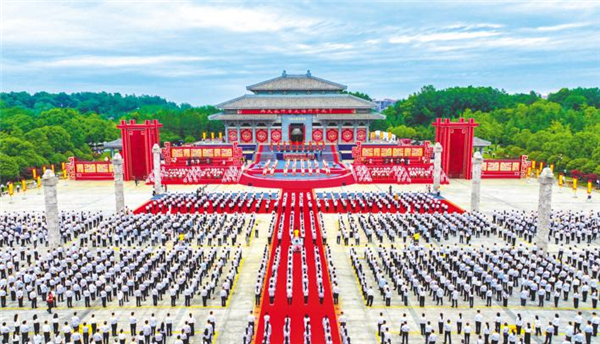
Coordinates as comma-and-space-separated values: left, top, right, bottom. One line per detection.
46, 291, 54, 314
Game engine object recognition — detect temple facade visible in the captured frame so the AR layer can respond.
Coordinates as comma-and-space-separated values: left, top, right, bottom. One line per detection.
210, 71, 384, 144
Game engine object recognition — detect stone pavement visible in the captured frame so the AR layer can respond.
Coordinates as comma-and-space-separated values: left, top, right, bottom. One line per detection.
0, 178, 597, 344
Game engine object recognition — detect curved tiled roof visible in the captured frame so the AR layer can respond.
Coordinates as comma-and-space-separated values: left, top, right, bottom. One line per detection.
216, 94, 376, 109
246, 73, 346, 92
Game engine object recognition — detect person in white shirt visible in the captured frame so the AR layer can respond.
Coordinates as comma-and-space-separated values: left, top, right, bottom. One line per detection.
464, 323, 472, 344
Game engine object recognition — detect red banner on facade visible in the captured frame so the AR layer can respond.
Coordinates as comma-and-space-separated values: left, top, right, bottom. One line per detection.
237, 108, 357, 115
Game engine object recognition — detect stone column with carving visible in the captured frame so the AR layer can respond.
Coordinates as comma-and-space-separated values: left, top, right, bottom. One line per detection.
471, 152, 483, 211
113, 153, 125, 213
42, 170, 60, 249
537, 167, 555, 252
152, 144, 162, 195
433, 142, 443, 193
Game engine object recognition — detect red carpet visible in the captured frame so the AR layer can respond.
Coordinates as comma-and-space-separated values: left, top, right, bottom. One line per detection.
254, 190, 340, 344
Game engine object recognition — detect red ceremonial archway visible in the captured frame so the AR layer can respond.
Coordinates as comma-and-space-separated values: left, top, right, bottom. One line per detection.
432, 118, 478, 179
117, 119, 162, 181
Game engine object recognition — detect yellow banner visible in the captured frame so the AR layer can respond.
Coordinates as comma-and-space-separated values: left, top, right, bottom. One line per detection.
558, 174, 564, 186
573, 178, 577, 190
21, 179, 27, 192
588, 181, 592, 194
37, 176, 41, 188
32, 169, 37, 179
8, 183, 14, 196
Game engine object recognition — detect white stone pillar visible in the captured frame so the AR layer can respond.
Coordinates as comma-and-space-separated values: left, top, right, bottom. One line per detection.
471, 152, 483, 211
537, 167, 554, 252
152, 144, 162, 195
113, 153, 125, 213
42, 170, 60, 249
433, 142, 443, 193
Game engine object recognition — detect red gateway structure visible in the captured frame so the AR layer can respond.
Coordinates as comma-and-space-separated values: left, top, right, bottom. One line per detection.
117, 119, 162, 181
432, 118, 478, 179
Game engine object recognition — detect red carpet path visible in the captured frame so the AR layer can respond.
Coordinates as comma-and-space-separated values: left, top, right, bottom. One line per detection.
254, 190, 341, 344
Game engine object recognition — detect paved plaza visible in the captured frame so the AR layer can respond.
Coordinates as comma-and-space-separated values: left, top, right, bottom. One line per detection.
0, 179, 598, 344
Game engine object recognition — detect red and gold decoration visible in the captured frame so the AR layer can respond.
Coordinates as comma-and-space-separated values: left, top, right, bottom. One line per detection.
312, 129, 323, 142
341, 128, 354, 143
228, 129, 238, 142
356, 128, 367, 142
326, 128, 339, 143
240, 129, 253, 143
255, 129, 268, 143
270, 129, 282, 143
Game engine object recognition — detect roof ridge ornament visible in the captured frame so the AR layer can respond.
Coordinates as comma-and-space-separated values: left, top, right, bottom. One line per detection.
282, 70, 287, 77
306, 70, 311, 77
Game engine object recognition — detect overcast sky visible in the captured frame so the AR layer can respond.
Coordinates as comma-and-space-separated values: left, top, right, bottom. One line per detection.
1, 0, 599, 105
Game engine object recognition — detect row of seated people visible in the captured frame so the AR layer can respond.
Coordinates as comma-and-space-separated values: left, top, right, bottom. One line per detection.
369, 166, 397, 180
493, 210, 599, 244
0, 211, 103, 248
273, 144, 325, 153
314, 191, 450, 213
142, 191, 278, 214
353, 165, 372, 183
222, 166, 242, 183
151, 167, 225, 183
1, 311, 217, 344
0, 243, 242, 310
350, 243, 599, 310
377, 311, 599, 344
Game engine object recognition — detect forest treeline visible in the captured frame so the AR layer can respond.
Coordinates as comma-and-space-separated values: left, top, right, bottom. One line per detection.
1, 87, 599, 181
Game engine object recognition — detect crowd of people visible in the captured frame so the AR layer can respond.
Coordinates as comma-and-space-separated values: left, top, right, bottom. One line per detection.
315, 191, 452, 214
1, 186, 597, 344
0, 311, 218, 344
0, 211, 103, 248
140, 190, 279, 214
493, 210, 599, 244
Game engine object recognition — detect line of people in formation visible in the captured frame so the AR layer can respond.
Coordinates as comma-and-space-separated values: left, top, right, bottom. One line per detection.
258, 158, 329, 176
142, 191, 278, 214
0, 212, 103, 248
249, 191, 343, 344
264, 209, 332, 306
258, 313, 338, 344
314, 191, 450, 213
377, 311, 599, 344
80, 212, 257, 248
350, 243, 599, 309
0, 311, 218, 344
0, 240, 243, 309
338, 212, 502, 247
493, 210, 599, 244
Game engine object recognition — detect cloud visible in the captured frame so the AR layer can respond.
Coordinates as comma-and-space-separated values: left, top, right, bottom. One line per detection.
389, 30, 500, 44
535, 23, 592, 32
1, 1, 325, 49
33, 55, 209, 68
